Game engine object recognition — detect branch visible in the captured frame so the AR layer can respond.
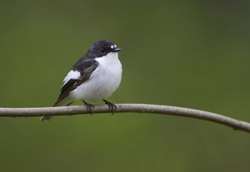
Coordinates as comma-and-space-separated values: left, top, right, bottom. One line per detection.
0, 104, 249, 133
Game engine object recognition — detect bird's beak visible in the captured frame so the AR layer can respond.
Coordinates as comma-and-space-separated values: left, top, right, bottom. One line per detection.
112, 48, 121, 52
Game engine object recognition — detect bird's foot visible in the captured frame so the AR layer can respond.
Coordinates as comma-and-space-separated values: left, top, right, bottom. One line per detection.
82, 100, 94, 115
103, 99, 117, 115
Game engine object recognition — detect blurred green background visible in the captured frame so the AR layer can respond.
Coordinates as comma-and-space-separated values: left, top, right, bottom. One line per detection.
1, 1, 250, 172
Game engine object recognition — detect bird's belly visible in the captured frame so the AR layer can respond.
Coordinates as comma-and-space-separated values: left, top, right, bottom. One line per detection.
69, 62, 122, 102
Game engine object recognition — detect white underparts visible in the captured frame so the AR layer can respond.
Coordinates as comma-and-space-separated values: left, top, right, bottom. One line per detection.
66, 52, 122, 103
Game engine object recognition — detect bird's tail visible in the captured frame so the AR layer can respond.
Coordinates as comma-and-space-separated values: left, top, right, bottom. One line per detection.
40, 97, 73, 122
40, 115, 54, 121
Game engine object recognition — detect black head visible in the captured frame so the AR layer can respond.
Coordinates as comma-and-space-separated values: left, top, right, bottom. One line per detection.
87, 39, 121, 58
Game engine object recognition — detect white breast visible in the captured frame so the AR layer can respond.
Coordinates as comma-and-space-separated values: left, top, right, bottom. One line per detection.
69, 52, 122, 102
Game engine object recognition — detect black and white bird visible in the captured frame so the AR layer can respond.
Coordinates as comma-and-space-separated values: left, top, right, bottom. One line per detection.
40, 39, 122, 121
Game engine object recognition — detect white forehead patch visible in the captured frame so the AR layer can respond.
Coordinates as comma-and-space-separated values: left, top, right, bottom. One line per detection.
111, 45, 114, 49
114, 44, 117, 48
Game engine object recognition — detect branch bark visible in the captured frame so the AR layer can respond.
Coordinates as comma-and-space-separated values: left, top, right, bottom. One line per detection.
0, 104, 249, 133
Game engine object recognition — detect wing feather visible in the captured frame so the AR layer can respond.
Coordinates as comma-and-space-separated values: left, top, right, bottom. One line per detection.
53, 59, 98, 106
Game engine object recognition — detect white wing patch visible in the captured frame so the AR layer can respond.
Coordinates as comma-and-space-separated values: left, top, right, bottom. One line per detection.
62, 70, 81, 88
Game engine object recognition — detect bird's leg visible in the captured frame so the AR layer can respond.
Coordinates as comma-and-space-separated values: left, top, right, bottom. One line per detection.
82, 100, 94, 115
103, 99, 117, 115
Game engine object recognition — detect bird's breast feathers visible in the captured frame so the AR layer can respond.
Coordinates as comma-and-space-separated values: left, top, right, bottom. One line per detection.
68, 52, 122, 102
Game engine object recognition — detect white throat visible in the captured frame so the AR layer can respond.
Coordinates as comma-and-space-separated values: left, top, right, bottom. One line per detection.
95, 52, 120, 66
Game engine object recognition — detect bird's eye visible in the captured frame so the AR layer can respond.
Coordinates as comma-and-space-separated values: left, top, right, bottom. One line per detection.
101, 48, 106, 53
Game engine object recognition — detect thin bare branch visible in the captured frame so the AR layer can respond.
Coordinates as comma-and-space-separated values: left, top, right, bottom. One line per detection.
0, 104, 249, 133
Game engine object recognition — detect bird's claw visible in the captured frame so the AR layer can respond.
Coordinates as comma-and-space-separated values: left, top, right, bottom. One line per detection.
103, 100, 117, 115
82, 100, 94, 115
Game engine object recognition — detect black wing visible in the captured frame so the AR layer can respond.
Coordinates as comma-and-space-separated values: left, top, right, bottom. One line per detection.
53, 59, 98, 106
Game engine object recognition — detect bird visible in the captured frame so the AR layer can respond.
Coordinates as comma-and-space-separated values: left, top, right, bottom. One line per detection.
40, 39, 122, 121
